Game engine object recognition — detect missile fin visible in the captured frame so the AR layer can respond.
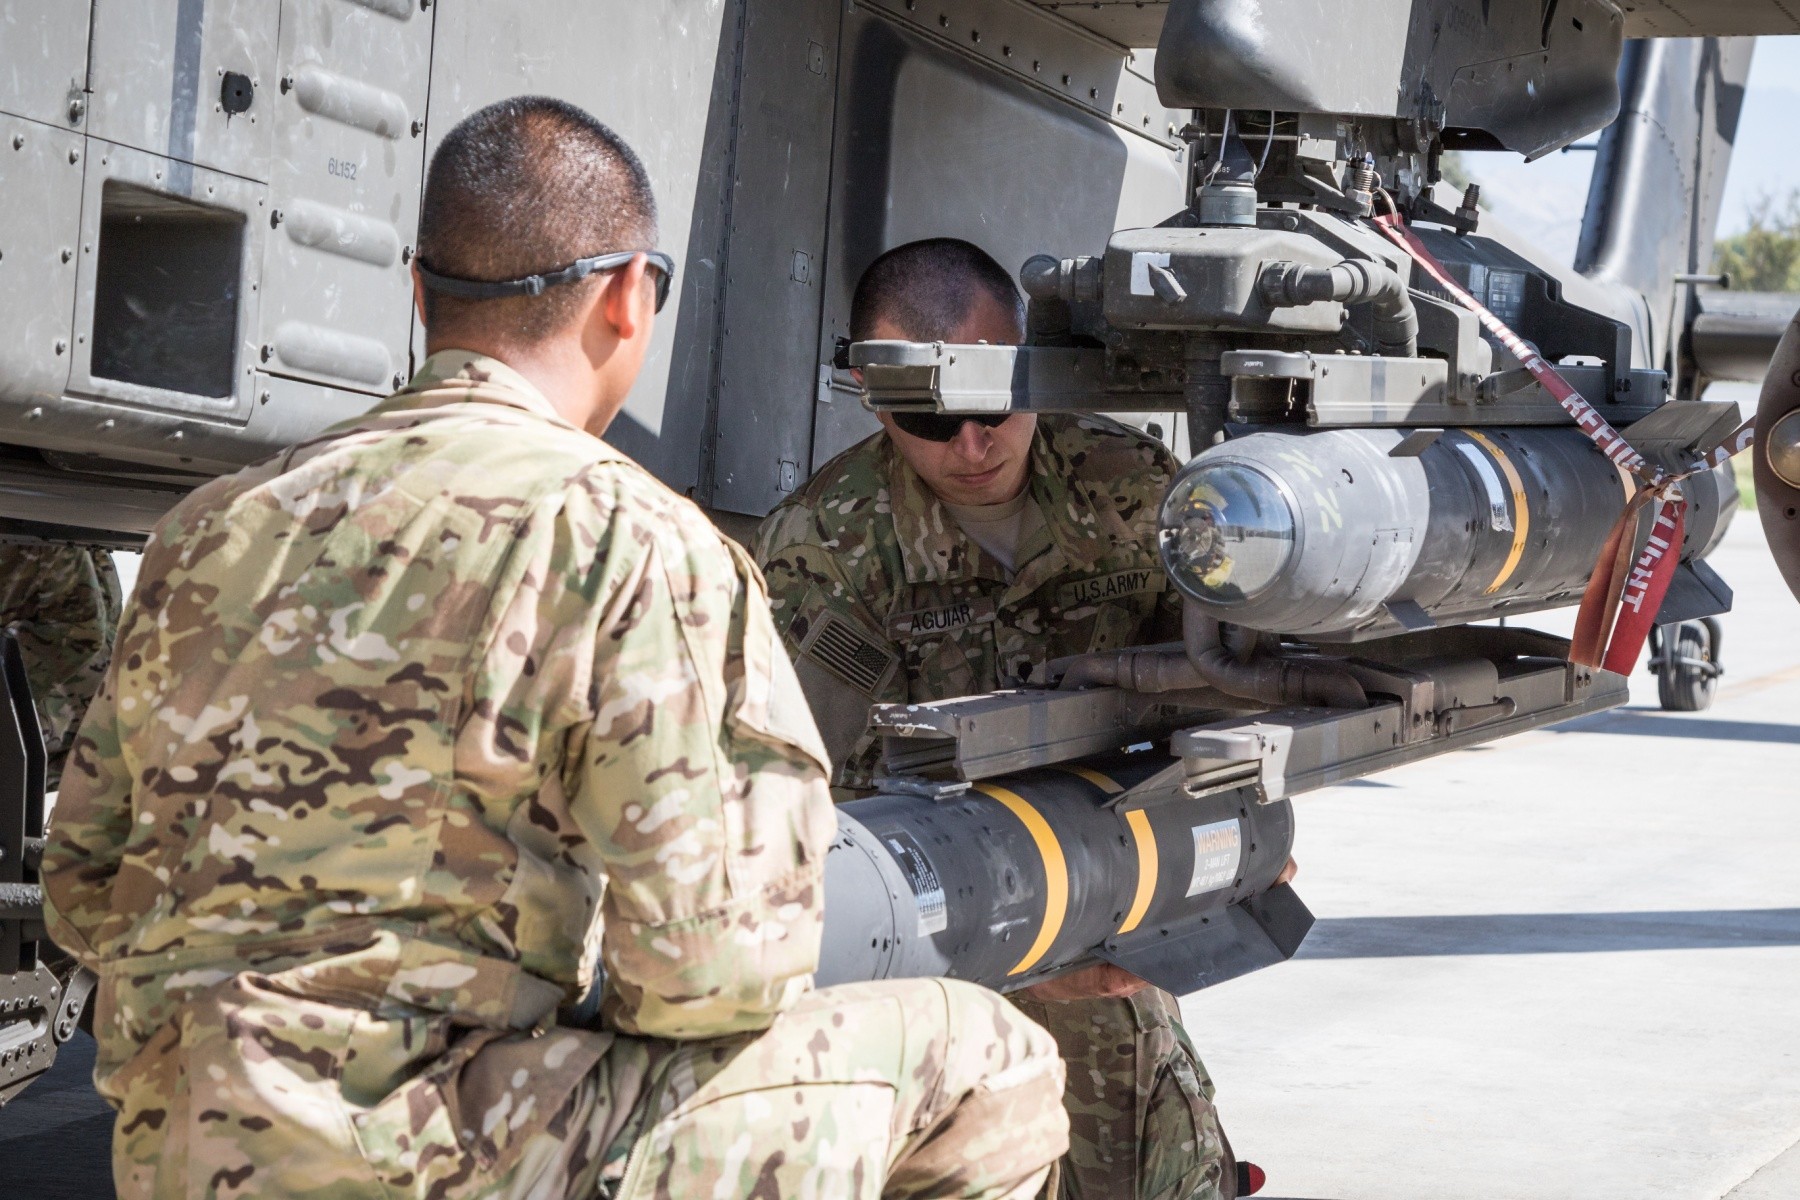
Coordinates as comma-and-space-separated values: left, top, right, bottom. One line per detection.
1385, 599, 1437, 631
1652, 560, 1734, 625
1388, 428, 1444, 457
1097, 886, 1314, 996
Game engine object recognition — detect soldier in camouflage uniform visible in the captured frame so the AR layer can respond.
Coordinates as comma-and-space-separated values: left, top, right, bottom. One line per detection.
757, 240, 1236, 1200
43, 99, 1067, 1200
0, 542, 123, 776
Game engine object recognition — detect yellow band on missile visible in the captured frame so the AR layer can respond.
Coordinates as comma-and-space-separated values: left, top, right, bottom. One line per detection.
1058, 765, 1123, 795
1118, 809, 1159, 935
1463, 429, 1532, 595
977, 783, 1069, 976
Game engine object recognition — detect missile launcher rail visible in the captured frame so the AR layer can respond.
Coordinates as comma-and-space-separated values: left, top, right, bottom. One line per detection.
819, 626, 1627, 999
870, 627, 1619, 796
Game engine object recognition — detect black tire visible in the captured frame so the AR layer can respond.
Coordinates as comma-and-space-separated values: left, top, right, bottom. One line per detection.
1657, 621, 1717, 712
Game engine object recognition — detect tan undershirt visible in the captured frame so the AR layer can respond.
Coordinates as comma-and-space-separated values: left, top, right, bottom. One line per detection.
944, 491, 1044, 577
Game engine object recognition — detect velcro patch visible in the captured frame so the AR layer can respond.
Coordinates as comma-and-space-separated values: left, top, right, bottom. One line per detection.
1058, 568, 1165, 609
801, 610, 900, 697
887, 597, 998, 639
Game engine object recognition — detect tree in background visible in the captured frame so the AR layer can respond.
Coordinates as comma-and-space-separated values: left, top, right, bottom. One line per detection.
1714, 190, 1800, 292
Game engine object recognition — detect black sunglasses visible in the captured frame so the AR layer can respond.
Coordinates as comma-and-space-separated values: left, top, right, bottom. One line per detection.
890, 412, 1015, 443
416, 249, 677, 312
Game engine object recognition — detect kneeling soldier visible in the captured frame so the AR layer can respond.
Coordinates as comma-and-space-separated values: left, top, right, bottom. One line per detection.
757, 239, 1239, 1200
44, 104, 1067, 1200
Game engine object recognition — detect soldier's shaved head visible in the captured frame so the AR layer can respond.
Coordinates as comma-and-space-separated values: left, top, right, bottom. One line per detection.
417, 96, 658, 344
850, 239, 1025, 343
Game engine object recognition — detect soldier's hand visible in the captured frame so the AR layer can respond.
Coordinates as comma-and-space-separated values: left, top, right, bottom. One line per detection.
1277, 856, 1298, 886
1018, 963, 1151, 1003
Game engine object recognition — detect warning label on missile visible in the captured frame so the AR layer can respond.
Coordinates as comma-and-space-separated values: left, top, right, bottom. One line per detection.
1186, 819, 1243, 897
1454, 441, 1514, 533
884, 831, 948, 936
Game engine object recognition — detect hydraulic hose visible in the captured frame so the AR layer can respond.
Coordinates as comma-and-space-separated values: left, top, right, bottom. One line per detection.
1260, 259, 1419, 357
1056, 644, 1213, 693
1054, 610, 1367, 710
1182, 606, 1369, 710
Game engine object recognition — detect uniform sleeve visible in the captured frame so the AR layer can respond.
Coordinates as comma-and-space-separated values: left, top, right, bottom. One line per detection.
565, 481, 837, 1041
754, 509, 907, 789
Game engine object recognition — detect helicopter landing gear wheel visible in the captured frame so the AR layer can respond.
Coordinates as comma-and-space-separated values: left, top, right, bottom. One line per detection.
1649, 617, 1724, 713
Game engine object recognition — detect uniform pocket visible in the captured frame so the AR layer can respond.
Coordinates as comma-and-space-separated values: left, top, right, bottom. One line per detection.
179, 973, 382, 1198
354, 1020, 613, 1196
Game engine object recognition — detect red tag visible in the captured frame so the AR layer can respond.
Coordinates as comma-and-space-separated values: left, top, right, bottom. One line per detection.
1601, 497, 1687, 675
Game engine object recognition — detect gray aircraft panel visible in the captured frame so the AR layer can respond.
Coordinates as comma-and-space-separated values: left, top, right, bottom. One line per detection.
1030, 2, 1170, 48
1029, 0, 1800, 49
1622, 1, 1800, 36
807, 0, 1188, 476
704, 0, 843, 516
66, 147, 265, 425
1578, 37, 1755, 391
0, 115, 84, 415
259, 0, 433, 397
85, 0, 281, 187
424, 0, 743, 498
0, 2, 92, 130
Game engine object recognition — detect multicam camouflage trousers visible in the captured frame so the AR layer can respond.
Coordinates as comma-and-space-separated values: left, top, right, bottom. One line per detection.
100, 965, 1068, 1200
1011, 987, 1233, 1200
0, 542, 122, 774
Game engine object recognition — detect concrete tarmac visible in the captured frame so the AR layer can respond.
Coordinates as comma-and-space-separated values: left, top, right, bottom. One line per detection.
5, 519, 1794, 1198
1186, 515, 1800, 1200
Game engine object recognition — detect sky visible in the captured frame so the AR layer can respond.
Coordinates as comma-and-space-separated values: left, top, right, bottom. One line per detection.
1461, 35, 1800, 265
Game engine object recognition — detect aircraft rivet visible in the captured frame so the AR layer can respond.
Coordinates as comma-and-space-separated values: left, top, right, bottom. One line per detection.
54, 340, 67, 356
10, 134, 22, 150
59, 248, 71, 263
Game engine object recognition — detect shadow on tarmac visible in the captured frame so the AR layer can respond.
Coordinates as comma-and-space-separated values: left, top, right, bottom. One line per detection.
1302, 909, 1800, 958
0, 1034, 115, 1199
1554, 710, 1800, 744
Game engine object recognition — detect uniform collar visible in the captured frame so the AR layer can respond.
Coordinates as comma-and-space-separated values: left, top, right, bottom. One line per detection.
375, 350, 588, 435
887, 427, 1109, 589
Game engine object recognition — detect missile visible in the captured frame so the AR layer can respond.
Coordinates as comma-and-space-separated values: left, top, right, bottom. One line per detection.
816, 752, 1308, 997
1158, 425, 1738, 641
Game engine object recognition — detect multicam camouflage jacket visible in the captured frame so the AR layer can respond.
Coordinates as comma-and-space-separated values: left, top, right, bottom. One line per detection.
756, 415, 1183, 789
43, 352, 837, 1080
